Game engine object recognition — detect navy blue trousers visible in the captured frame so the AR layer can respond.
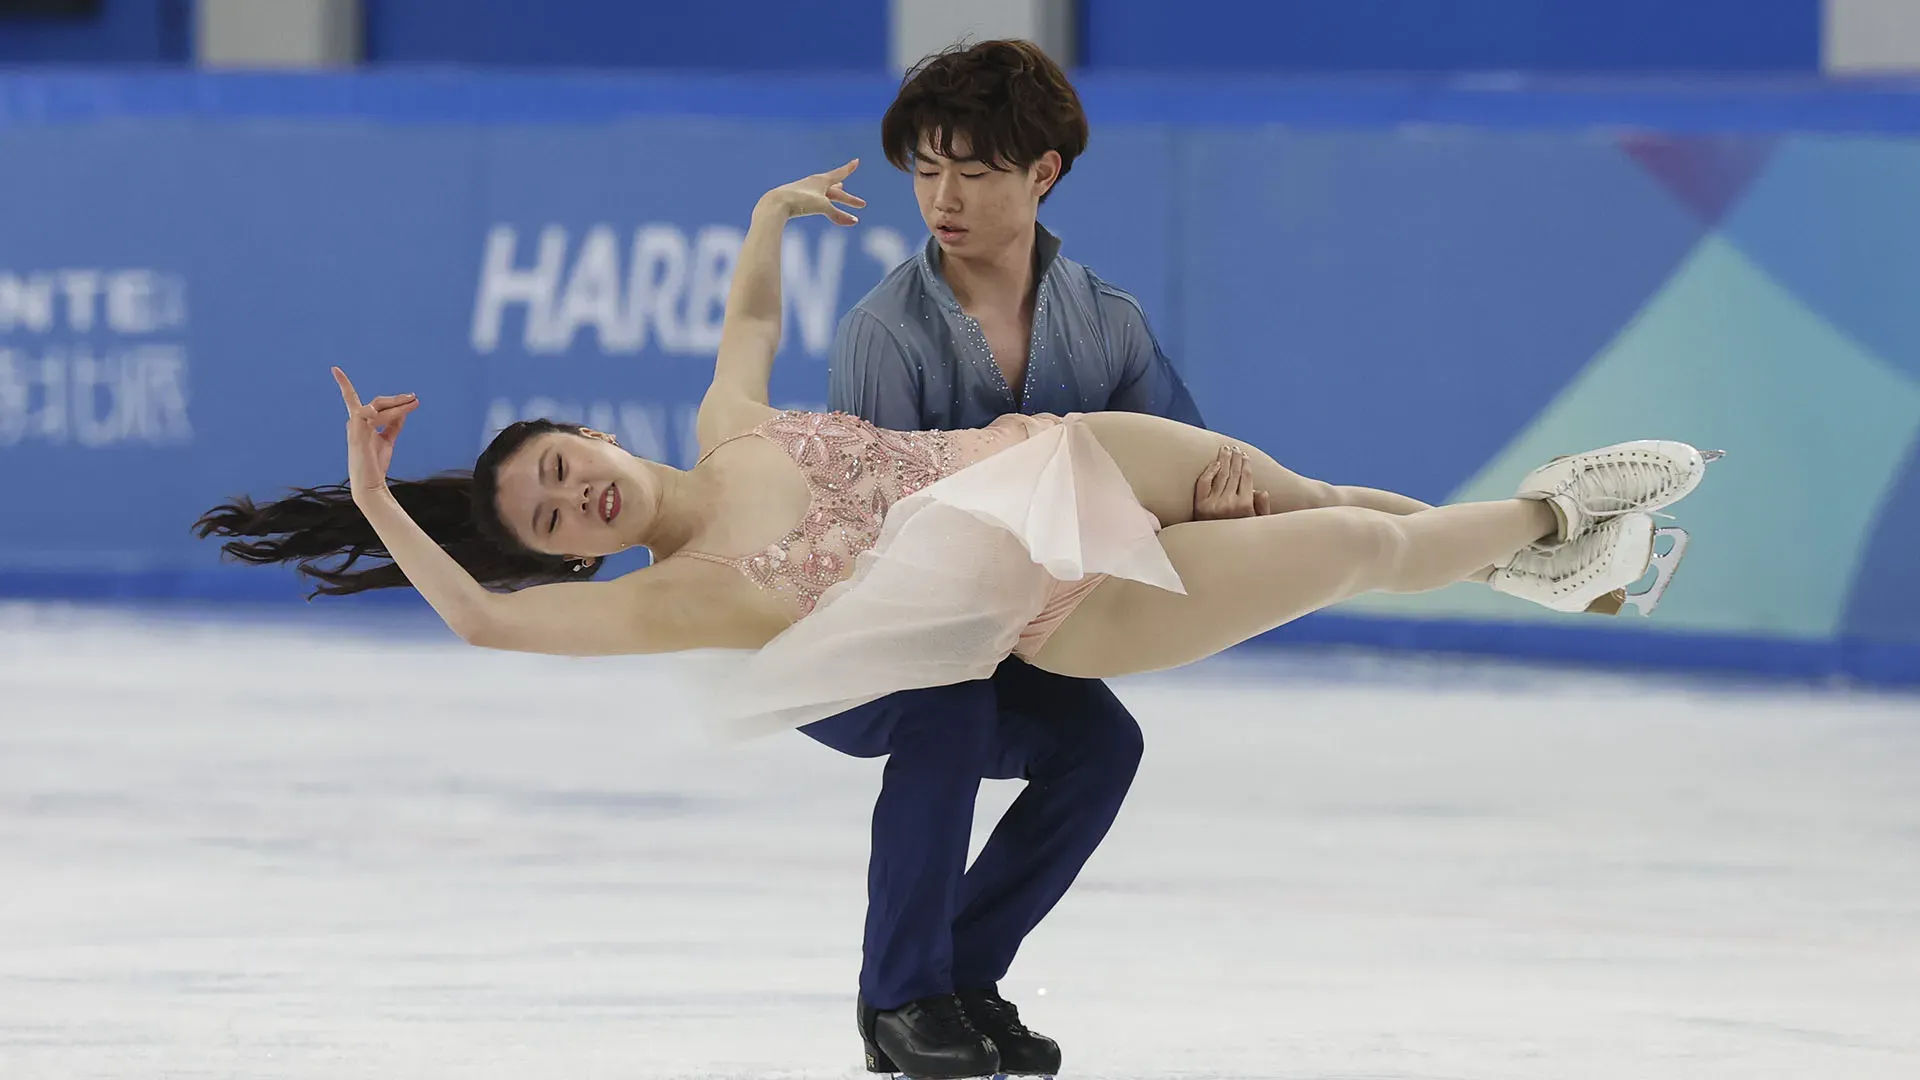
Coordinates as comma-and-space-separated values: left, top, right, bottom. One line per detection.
799, 658, 1144, 1010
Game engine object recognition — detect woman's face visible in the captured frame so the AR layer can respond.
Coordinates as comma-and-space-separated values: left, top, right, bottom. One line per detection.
491, 430, 647, 559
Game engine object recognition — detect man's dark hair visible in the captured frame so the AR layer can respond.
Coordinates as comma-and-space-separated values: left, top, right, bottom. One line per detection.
881, 39, 1089, 203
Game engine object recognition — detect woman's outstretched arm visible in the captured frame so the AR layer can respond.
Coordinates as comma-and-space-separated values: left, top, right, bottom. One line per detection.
331, 369, 733, 656
350, 479, 696, 655
697, 161, 866, 450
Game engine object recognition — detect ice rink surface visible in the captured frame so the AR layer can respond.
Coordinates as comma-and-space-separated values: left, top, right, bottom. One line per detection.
1, 602, 1916, 1080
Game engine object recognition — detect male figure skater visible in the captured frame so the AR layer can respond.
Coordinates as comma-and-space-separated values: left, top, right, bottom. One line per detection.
803, 40, 1269, 1079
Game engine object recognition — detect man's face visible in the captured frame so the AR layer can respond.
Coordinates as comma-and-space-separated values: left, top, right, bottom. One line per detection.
911, 131, 1059, 260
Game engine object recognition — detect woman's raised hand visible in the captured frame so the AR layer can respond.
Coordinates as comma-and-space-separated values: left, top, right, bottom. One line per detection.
766, 159, 867, 226
332, 366, 420, 499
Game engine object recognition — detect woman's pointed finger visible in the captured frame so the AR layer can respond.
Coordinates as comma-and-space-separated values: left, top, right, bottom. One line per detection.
332, 367, 364, 412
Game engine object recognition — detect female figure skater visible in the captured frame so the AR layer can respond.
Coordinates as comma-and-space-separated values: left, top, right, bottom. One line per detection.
198, 161, 1713, 735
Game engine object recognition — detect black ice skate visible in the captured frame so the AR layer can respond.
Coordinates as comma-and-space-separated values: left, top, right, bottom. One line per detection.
958, 985, 1060, 1077
859, 993, 1001, 1079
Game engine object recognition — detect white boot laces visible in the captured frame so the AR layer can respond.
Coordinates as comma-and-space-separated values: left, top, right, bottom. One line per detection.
1557, 454, 1680, 518
1517, 518, 1626, 586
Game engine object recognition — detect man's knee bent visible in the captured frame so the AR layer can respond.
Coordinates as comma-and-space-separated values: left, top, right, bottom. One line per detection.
1089, 714, 1144, 796
992, 665, 1145, 787
1040, 703, 1144, 794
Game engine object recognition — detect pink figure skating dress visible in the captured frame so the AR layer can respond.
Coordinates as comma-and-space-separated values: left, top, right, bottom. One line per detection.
679, 410, 1186, 738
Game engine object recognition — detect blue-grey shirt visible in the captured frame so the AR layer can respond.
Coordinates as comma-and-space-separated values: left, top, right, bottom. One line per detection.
828, 225, 1204, 432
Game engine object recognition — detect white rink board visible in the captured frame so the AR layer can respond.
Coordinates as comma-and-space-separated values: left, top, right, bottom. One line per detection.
2, 603, 1917, 1080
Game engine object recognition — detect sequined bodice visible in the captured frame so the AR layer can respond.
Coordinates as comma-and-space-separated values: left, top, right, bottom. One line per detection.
681, 411, 1032, 619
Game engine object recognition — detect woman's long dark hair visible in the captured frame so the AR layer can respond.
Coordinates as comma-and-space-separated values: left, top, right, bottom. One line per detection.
193, 419, 608, 598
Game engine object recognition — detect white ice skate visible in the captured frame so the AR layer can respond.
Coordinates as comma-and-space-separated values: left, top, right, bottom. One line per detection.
1490, 512, 1690, 615
1517, 440, 1721, 543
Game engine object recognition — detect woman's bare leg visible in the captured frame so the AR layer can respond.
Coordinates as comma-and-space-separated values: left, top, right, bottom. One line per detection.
1077, 411, 1432, 523
1031, 499, 1556, 679
1074, 410, 1496, 582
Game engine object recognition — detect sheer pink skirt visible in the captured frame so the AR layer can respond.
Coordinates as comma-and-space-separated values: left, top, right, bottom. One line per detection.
699, 414, 1187, 740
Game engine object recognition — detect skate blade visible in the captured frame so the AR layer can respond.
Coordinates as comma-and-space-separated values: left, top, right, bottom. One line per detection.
1699, 449, 1726, 463
1585, 527, 1688, 616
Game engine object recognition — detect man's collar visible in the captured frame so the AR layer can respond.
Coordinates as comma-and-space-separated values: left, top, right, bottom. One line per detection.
917, 223, 1063, 313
